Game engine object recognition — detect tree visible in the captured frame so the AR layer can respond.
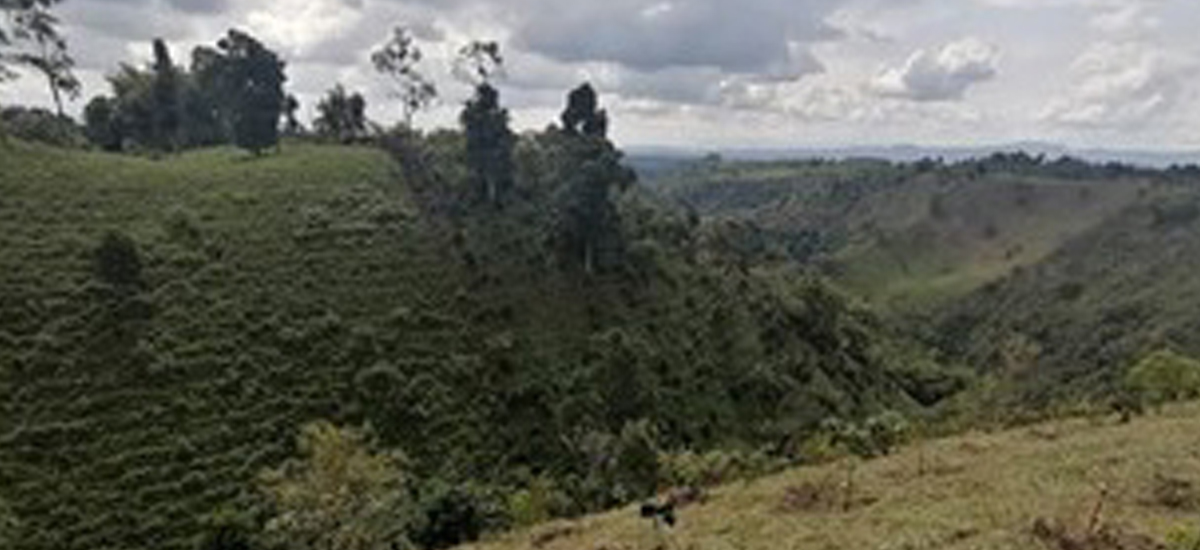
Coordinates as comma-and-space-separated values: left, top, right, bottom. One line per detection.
452, 40, 503, 87
314, 84, 368, 143
560, 83, 607, 138
371, 27, 437, 128
1, 0, 79, 116
211, 29, 287, 155
282, 93, 301, 135
460, 82, 514, 206
259, 421, 418, 550
149, 38, 180, 151
554, 83, 635, 274
83, 94, 122, 150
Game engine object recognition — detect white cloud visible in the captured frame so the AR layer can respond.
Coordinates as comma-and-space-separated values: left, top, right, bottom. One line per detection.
1041, 41, 1195, 128
871, 37, 1000, 101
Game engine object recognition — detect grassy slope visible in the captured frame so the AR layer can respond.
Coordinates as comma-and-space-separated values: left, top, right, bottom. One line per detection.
468, 403, 1200, 550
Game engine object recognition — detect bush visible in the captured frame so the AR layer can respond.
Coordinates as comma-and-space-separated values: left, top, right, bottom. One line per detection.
658, 448, 777, 488
1125, 349, 1200, 407
92, 231, 145, 292
412, 480, 505, 550
0, 106, 87, 148
258, 421, 419, 550
506, 476, 568, 529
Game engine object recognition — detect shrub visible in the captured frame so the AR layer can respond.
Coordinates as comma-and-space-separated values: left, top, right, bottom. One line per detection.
1125, 349, 1200, 407
0, 106, 87, 148
258, 421, 418, 550
92, 231, 145, 292
413, 480, 505, 549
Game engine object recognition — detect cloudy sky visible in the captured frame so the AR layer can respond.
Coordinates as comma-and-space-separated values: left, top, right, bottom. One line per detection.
3, 0, 1199, 150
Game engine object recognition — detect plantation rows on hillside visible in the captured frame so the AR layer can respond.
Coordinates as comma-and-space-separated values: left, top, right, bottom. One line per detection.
0, 139, 948, 550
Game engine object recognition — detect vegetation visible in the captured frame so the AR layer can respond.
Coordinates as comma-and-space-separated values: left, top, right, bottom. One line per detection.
464, 402, 1200, 550
0, 118, 940, 549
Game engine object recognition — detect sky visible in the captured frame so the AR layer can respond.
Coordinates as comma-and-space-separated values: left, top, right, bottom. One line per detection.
2, 0, 1199, 150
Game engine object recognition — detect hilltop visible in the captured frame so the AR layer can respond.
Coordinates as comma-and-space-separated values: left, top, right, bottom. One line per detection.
465, 403, 1200, 550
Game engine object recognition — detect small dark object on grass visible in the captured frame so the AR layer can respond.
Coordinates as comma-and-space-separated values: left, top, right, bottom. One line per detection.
640, 501, 676, 528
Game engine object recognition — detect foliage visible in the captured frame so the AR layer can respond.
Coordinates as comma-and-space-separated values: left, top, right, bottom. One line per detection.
0, 104, 84, 147
210, 29, 287, 155
658, 449, 778, 488
0, 137, 937, 550
314, 84, 369, 143
372, 27, 437, 127
412, 480, 505, 550
82, 94, 121, 150
0, 0, 79, 114
149, 37, 181, 151
460, 82, 514, 205
1125, 349, 1200, 407
92, 230, 144, 291
0, 496, 17, 549
258, 421, 417, 550
452, 40, 503, 86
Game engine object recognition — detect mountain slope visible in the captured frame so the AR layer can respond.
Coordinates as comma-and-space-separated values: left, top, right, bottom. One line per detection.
658, 159, 1152, 311
937, 188, 1200, 404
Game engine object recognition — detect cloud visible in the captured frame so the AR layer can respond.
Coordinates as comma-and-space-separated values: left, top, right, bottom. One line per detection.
1041, 41, 1195, 128
508, 0, 843, 78
871, 37, 1000, 101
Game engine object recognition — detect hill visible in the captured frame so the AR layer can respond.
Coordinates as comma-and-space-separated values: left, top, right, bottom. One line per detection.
0, 138, 940, 550
937, 187, 1200, 405
464, 403, 1200, 550
657, 157, 1155, 312
653, 154, 1200, 408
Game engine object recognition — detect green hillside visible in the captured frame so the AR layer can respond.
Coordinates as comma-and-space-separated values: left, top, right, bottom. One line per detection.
0, 139, 937, 550
938, 187, 1200, 405
659, 158, 1152, 312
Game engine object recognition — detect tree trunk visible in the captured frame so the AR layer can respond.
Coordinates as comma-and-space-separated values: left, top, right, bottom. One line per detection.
49, 75, 63, 118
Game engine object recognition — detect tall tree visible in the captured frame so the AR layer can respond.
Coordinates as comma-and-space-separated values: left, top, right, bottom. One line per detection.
460, 82, 514, 206
456, 40, 513, 206
212, 29, 287, 155
1, 0, 78, 116
314, 84, 368, 143
555, 83, 635, 274
371, 27, 436, 128
150, 38, 180, 151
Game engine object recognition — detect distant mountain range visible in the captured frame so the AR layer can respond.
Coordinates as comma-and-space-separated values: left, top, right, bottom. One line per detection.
626, 142, 1200, 169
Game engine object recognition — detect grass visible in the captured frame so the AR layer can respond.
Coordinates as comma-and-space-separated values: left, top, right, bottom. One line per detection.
468, 403, 1200, 550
